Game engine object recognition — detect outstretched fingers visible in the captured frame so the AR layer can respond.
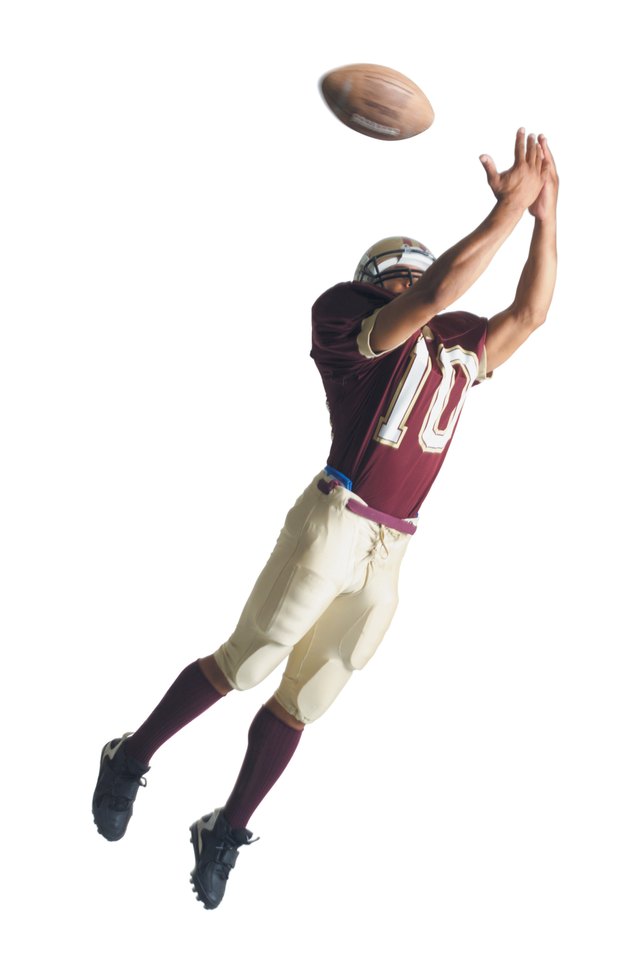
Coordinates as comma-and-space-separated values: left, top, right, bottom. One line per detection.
482, 130, 554, 208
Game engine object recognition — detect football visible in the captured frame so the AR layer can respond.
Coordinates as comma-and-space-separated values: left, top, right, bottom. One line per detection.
319, 63, 434, 141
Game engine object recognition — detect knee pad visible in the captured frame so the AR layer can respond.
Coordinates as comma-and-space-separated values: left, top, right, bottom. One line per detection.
275, 657, 353, 725
214, 635, 292, 692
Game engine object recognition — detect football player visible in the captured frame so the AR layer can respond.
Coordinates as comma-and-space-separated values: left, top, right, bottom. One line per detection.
92, 129, 558, 909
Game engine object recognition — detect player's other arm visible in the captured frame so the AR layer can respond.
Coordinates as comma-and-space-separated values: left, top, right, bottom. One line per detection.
485, 136, 559, 372
370, 129, 545, 354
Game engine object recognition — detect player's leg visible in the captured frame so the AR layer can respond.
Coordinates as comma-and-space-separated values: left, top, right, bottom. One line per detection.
188, 478, 369, 908
275, 521, 410, 724
244, 520, 408, 819
210, 475, 361, 694
189, 516, 412, 909
208, 474, 379, 719
189, 693, 306, 910
93, 475, 348, 844
92, 658, 229, 841
126, 658, 231, 766
223, 695, 304, 827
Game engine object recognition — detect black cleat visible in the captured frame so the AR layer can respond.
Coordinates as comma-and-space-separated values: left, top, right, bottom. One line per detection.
92, 734, 149, 841
189, 808, 256, 909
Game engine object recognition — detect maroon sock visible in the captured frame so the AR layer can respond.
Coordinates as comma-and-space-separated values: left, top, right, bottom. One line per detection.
224, 706, 303, 829
125, 660, 224, 766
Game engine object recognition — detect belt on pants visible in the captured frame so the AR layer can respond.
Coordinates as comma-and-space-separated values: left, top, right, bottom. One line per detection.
317, 477, 416, 536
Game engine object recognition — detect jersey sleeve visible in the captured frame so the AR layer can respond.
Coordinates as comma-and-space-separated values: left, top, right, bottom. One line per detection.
311, 282, 394, 378
428, 311, 491, 383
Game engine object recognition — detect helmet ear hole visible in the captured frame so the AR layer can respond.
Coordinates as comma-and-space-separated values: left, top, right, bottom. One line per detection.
354, 237, 436, 285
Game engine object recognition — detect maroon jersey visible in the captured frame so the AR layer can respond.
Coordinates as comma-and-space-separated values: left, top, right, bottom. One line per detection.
311, 282, 489, 518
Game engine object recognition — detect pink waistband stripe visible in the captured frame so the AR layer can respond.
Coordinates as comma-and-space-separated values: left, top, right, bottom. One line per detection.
317, 478, 416, 536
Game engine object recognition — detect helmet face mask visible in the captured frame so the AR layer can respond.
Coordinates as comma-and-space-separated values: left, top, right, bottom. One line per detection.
354, 236, 436, 287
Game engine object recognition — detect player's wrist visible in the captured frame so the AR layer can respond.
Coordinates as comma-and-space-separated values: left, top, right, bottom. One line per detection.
494, 196, 528, 219
533, 213, 558, 237
488, 198, 527, 236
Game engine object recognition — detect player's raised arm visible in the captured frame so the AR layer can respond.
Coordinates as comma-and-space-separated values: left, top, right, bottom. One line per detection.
370, 129, 546, 354
484, 135, 559, 372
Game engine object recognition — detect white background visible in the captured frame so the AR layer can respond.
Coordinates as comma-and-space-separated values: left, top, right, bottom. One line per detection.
1, 1, 638, 957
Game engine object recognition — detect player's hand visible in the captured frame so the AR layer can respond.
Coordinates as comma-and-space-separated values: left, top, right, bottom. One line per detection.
479, 129, 545, 213
528, 135, 559, 221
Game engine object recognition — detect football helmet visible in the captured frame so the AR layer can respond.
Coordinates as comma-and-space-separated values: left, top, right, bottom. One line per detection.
354, 236, 436, 286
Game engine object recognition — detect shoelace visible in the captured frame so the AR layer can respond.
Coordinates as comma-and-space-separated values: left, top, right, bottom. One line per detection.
108, 772, 147, 811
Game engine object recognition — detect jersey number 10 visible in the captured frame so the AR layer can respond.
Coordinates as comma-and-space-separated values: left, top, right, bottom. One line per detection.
374, 337, 479, 454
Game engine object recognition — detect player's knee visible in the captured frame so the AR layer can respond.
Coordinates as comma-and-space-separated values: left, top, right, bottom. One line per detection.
276, 659, 353, 724
214, 638, 292, 692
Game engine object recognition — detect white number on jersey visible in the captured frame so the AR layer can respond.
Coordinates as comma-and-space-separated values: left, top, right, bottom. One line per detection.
375, 337, 479, 453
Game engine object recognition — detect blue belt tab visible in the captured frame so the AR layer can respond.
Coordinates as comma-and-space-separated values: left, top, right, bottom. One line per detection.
324, 465, 353, 491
